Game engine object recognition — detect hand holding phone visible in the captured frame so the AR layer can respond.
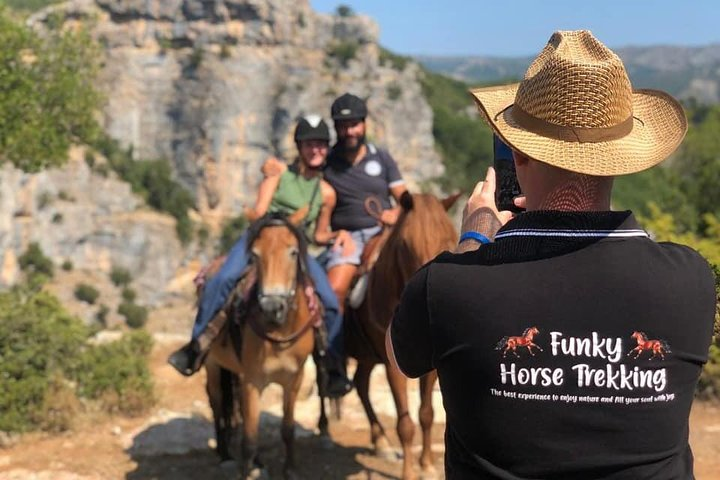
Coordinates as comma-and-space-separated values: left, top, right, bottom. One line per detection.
493, 134, 524, 213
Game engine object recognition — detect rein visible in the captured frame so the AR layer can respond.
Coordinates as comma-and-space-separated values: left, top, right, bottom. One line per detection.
364, 195, 384, 225
245, 299, 316, 345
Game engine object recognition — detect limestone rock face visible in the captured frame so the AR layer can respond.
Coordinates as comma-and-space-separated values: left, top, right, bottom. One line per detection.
9, 0, 443, 319
31, 0, 442, 226
0, 148, 190, 311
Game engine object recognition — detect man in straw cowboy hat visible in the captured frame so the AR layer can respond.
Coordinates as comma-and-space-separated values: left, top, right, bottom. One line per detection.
386, 30, 716, 478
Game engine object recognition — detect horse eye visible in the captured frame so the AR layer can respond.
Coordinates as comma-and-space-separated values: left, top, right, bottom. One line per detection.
289, 248, 299, 258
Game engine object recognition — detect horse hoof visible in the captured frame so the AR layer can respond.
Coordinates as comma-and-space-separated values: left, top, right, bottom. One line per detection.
419, 466, 439, 480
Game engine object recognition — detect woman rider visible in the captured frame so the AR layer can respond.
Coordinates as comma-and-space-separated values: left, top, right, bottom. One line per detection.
168, 115, 354, 398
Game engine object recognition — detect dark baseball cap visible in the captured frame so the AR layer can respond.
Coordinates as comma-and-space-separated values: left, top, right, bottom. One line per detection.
331, 93, 367, 121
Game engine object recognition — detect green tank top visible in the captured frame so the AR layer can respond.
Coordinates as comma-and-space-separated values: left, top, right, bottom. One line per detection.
269, 165, 322, 238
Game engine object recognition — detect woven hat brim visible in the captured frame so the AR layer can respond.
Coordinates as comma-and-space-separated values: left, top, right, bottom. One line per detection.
470, 84, 688, 176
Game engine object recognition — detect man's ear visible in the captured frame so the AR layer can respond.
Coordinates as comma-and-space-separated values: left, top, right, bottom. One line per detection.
512, 150, 530, 168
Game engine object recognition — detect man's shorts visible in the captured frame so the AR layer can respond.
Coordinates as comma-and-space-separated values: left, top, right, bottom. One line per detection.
324, 225, 382, 270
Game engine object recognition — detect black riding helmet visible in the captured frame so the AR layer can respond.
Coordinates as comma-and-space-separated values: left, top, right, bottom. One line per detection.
294, 114, 331, 143
330, 93, 367, 121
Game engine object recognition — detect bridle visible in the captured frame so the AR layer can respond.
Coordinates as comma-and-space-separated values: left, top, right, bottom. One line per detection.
240, 217, 317, 345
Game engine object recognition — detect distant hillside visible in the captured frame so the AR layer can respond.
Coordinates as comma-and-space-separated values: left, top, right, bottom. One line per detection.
417, 44, 720, 104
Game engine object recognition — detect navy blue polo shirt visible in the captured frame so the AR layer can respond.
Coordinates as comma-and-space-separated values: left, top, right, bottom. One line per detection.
391, 211, 716, 479
323, 143, 404, 231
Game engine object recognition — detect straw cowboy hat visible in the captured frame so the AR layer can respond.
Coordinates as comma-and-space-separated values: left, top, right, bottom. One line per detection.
470, 30, 687, 176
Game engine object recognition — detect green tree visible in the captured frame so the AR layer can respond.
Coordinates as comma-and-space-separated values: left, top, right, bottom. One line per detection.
0, 8, 102, 172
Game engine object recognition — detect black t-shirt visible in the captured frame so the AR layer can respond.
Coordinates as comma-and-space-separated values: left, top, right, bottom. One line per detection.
391, 211, 716, 479
323, 143, 404, 231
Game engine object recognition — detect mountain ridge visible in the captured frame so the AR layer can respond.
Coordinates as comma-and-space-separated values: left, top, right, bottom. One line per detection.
416, 43, 720, 104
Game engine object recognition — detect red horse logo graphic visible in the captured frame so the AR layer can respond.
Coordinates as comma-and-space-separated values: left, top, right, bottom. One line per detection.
495, 327, 543, 358
627, 331, 671, 360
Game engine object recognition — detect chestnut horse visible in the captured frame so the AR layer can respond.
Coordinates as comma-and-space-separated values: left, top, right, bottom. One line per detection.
346, 192, 459, 480
204, 209, 318, 480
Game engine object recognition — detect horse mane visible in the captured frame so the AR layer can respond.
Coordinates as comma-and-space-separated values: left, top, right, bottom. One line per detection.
373, 192, 458, 289
245, 212, 309, 279
633, 331, 648, 341
522, 327, 532, 337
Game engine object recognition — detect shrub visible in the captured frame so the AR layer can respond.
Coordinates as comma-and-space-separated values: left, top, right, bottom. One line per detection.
219, 43, 231, 59
19, 242, 54, 277
0, 8, 102, 172
57, 190, 73, 201
0, 287, 155, 432
387, 82, 402, 101
84, 150, 96, 168
336, 4, 354, 17
379, 47, 409, 71
51, 212, 63, 224
73, 330, 154, 415
118, 302, 148, 329
189, 46, 204, 70
219, 214, 248, 254
121, 287, 137, 303
37, 191, 53, 210
92, 134, 196, 244
74, 283, 100, 304
327, 40, 358, 68
0, 288, 87, 432
697, 264, 720, 399
61, 259, 73, 271
95, 304, 109, 327
110, 265, 132, 287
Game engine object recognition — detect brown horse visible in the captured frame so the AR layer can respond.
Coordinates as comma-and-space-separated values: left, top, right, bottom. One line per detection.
495, 327, 543, 358
346, 192, 460, 480
627, 331, 672, 360
204, 209, 318, 480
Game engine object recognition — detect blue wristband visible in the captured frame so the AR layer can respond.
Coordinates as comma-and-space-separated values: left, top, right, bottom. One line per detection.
459, 231, 492, 245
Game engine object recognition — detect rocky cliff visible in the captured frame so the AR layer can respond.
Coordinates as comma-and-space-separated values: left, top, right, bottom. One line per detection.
31, 0, 442, 226
1, 0, 443, 319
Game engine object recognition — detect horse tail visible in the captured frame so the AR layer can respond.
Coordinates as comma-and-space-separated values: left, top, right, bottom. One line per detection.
659, 340, 672, 353
495, 337, 509, 350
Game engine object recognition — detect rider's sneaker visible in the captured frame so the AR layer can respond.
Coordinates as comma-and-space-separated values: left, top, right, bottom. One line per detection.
167, 341, 202, 377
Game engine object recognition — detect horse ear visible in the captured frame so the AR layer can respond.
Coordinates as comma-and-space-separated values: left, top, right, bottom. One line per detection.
288, 204, 310, 226
441, 191, 463, 211
399, 191, 413, 211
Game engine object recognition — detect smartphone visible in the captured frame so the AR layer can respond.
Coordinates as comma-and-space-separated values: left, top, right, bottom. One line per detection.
493, 134, 523, 213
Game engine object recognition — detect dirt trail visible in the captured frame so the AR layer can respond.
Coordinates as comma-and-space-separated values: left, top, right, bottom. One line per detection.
1, 335, 719, 479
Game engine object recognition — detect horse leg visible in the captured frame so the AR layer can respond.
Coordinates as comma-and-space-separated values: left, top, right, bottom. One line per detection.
355, 360, 393, 459
240, 380, 263, 479
282, 370, 304, 479
418, 372, 438, 479
386, 361, 416, 480
205, 363, 233, 462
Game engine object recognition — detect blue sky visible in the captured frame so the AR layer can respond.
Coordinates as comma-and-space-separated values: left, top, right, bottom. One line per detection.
310, 0, 720, 56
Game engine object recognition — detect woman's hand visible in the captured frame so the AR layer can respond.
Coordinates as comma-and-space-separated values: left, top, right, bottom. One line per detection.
333, 230, 356, 257
261, 156, 287, 177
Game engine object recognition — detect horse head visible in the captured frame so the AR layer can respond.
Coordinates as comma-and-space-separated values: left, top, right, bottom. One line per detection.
247, 206, 309, 329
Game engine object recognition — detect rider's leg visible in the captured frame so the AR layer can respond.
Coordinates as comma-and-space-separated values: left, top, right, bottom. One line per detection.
168, 232, 250, 376
306, 255, 353, 397
327, 264, 357, 315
